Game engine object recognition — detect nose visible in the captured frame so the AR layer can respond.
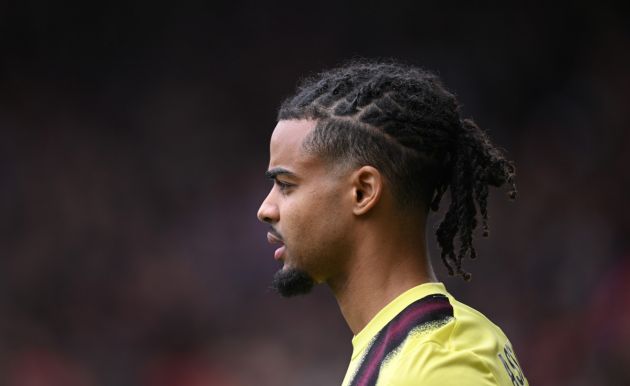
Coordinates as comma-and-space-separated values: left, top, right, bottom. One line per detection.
257, 191, 279, 224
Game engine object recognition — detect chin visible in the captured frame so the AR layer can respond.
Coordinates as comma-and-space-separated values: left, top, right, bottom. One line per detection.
271, 267, 315, 297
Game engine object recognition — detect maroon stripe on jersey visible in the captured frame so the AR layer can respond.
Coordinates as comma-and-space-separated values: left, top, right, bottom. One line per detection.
348, 294, 454, 386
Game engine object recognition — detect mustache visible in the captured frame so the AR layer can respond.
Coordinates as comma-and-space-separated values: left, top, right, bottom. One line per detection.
268, 227, 284, 242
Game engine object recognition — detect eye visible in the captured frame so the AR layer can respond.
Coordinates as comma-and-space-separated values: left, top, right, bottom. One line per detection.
275, 179, 293, 193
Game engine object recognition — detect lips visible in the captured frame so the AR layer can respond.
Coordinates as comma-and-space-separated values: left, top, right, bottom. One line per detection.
273, 245, 286, 260
266, 231, 286, 261
266, 231, 283, 244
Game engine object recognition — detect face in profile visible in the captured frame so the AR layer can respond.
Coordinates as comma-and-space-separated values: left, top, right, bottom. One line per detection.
257, 120, 353, 297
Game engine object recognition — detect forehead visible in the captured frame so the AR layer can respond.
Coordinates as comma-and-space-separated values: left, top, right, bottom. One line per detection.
268, 119, 318, 170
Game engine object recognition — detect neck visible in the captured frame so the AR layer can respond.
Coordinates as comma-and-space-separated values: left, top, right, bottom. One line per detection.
327, 218, 436, 335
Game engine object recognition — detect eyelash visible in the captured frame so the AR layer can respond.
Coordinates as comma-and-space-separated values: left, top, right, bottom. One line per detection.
275, 180, 293, 192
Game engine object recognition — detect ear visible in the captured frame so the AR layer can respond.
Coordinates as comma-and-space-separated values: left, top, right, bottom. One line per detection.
351, 166, 383, 216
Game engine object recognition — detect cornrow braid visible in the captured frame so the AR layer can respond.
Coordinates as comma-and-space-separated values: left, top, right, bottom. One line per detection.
279, 59, 516, 280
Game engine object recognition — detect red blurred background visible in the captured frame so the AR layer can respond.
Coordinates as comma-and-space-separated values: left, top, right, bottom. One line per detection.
0, 1, 628, 385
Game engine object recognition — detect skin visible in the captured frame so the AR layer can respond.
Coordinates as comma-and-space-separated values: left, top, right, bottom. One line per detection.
257, 119, 437, 335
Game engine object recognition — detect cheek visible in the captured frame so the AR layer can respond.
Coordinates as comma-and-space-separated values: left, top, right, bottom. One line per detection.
299, 189, 352, 246
279, 187, 352, 280
281, 181, 352, 243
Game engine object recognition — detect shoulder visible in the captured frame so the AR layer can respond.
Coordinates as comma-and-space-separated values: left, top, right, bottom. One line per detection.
377, 297, 528, 386
382, 340, 499, 386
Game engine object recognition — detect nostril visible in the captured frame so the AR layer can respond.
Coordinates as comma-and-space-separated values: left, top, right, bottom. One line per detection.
257, 202, 278, 224
256, 206, 267, 223
257, 209, 273, 223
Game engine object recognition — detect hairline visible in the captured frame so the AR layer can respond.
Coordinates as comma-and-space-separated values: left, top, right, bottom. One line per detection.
298, 118, 358, 177
298, 116, 429, 213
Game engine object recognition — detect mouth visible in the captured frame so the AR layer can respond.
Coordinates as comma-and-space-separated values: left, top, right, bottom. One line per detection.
266, 231, 286, 261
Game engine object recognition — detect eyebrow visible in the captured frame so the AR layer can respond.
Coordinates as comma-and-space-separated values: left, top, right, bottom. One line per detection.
265, 167, 297, 180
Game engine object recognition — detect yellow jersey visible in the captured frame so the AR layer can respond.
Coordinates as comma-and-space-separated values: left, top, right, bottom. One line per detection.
341, 282, 528, 386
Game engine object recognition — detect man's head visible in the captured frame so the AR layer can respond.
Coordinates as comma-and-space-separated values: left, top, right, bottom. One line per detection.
258, 59, 516, 296
258, 119, 386, 296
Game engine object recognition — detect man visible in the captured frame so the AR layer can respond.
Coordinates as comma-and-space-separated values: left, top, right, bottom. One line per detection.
257, 60, 528, 386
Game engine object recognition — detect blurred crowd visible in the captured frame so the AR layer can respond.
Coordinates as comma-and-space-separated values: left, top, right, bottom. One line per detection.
0, 2, 628, 385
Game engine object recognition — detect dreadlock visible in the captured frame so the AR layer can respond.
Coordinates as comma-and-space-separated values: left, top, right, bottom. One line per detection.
278, 59, 516, 281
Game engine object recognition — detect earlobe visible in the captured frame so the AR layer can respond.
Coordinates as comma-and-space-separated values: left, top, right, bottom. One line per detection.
352, 166, 383, 216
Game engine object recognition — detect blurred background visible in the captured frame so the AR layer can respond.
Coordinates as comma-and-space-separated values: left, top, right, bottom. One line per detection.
0, 1, 628, 385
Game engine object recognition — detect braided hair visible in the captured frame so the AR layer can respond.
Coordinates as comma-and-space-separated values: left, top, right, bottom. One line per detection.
278, 59, 516, 281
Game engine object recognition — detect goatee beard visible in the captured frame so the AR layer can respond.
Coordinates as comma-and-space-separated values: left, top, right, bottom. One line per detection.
271, 268, 315, 297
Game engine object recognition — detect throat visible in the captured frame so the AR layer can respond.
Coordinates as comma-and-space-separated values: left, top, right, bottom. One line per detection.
328, 255, 434, 335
